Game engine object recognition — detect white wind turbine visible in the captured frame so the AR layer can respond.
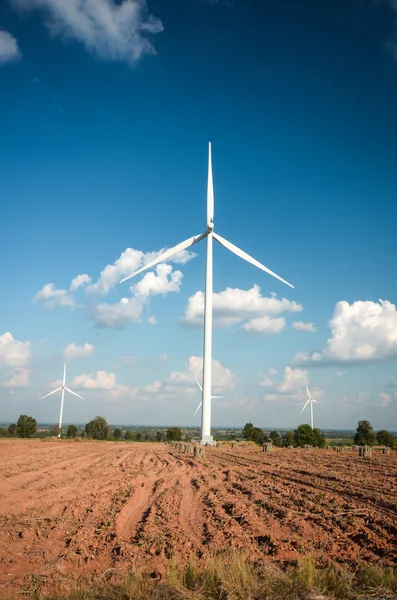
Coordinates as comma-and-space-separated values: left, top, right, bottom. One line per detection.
300, 380, 318, 429
193, 376, 223, 417
120, 143, 294, 445
40, 363, 84, 437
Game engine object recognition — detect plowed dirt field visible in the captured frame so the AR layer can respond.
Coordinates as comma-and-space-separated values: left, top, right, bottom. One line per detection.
0, 439, 396, 595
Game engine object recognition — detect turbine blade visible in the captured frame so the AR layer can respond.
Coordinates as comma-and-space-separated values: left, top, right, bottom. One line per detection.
63, 362, 66, 386
40, 387, 62, 400
207, 142, 214, 225
211, 395, 223, 399
300, 399, 310, 414
64, 387, 84, 401
195, 377, 203, 392
312, 398, 319, 403
305, 380, 310, 398
213, 233, 294, 288
120, 232, 207, 284
193, 401, 202, 416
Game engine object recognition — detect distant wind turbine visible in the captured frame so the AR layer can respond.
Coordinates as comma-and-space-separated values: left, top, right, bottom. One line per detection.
40, 363, 84, 437
120, 143, 294, 445
300, 380, 318, 429
193, 376, 223, 416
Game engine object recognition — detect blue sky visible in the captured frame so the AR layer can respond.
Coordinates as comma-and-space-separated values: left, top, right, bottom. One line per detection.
1, 0, 397, 430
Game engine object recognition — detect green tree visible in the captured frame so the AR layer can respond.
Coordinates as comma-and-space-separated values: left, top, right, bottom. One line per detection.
113, 428, 122, 439
269, 431, 282, 447
66, 424, 78, 439
242, 422, 265, 445
8, 423, 17, 437
166, 427, 182, 441
294, 424, 326, 448
136, 432, 143, 441
376, 429, 396, 449
282, 431, 295, 447
85, 416, 109, 440
354, 420, 376, 446
16, 415, 37, 438
242, 423, 254, 440
124, 430, 133, 441
155, 430, 164, 442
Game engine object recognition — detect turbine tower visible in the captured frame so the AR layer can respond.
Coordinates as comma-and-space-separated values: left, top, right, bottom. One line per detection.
300, 380, 318, 429
41, 363, 84, 437
120, 143, 294, 445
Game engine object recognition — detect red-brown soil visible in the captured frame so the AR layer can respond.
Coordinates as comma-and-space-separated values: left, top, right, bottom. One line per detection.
0, 439, 396, 595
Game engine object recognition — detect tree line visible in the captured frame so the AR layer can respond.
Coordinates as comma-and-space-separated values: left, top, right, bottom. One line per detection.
242, 420, 396, 449
1, 416, 395, 449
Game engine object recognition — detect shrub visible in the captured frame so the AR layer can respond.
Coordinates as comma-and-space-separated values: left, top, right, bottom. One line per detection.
66, 424, 78, 439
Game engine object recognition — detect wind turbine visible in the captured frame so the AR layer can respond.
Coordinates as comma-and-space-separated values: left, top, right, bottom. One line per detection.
193, 376, 223, 417
120, 143, 294, 445
300, 380, 318, 429
40, 363, 84, 437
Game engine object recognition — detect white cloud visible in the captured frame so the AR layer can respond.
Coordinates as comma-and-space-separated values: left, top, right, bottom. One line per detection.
63, 342, 94, 362
92, 297, 144, 328
73, 370, 117, 389
292, 321, 316, 332
242, 316, 285, 334
9, 0, 163, 64
34, 273, 91, 309
143, 356, 237, 399
169, 356, 237, 392
33, 283, 75, 308
87, 247, 195, 296
293, 299, 397, 366
379, 392, 393, 408
0, 332, 31, 368
0, 30, 21, 64
70, 273, 92, 291
2, 367, 30, 387
133, 264, 183, 298
183, 285, 302, 329
260, 365, 323, 405
144, 380, 162, 393
72, 369, 139, 400
148, 316, 157, 325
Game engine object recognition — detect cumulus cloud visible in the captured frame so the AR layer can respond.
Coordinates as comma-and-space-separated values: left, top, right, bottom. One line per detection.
33, 273, 91, 308
9, 0, 163, 64
242, 316, 285, 334
133, 264, 183, 298
70, 273, 92, 291
144, 380, 162, 393
260, 366, 323, 405
148, 316, 157, 325
293, 299, 397, 366
0, 332, 31, 368
143, 356, 237, 399
87, 247, 195, 296
292, 321, 316, 332
92, 264, 184, 328
2, 367, 30, 387
168, 356, 237, 392
183, 285, 302, 330
379, 392, 394, 408
63, 342, 94, 362
0, 30, 21, 64
92, 297, 144, 328
72, 369, 139, 400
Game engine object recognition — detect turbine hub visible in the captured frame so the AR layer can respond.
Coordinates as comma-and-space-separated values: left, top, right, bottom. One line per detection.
208, 221, 214, 231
